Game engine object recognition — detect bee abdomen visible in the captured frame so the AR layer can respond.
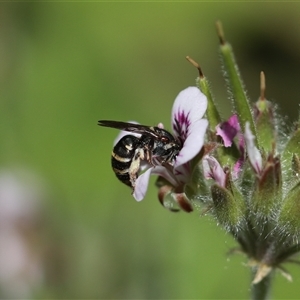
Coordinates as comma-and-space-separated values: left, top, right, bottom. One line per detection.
112, 170, 131, 187
111, 135, 141, 187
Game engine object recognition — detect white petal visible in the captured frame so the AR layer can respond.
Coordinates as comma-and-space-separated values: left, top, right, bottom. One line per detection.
151, 166, 179, 187
132, 168, 153, 201
174, 119, 208, 168
172, 87, 207, 140
173, 163, 191, 184
244, 122, 262, 174
202, 156, 226, 187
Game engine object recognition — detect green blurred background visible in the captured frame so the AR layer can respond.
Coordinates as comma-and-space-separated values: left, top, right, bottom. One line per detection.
1, 2, 300, 299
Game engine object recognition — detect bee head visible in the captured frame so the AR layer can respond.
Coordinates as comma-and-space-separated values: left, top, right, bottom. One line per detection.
152, 128, 182, 163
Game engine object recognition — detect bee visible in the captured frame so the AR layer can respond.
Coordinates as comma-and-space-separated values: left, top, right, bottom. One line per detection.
98, 120, 182, 189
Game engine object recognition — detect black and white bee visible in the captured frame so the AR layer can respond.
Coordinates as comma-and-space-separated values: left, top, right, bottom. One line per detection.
98, 120, 182, 190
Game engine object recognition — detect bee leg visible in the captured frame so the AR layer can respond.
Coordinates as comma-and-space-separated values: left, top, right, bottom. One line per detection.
128, 148, 144, 188
161, 161, 175, 173
145, 149, 155, 167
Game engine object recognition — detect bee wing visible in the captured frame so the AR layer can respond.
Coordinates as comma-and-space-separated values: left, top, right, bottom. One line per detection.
98, 120, 159, 138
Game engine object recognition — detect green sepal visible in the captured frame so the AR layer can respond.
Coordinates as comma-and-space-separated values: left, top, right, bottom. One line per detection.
275, 243, 300, 265
211, 172, 246, 232
185, 162, 210, 206
278, 181, 300, 237
215, 142, 240, 170
158, 188, 181, 212
291, 154, 300, 178
254, 99, 275, 154
218, 41, 257, 148
185, 144, 213, 206
224, 170, 246, 207
156, 178, 193, 213
251, 155, 282, 218
155, 176, 180, 211
196, 75, 222, 131
282, 126, 300, 185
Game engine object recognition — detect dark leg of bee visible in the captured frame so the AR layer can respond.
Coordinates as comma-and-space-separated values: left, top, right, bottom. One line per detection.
138, 135, 154, 166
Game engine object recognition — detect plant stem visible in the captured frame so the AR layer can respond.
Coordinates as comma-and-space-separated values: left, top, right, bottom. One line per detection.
251, 270, 273, 300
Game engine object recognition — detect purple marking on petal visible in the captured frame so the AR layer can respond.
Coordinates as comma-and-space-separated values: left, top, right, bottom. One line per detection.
216, 115, 240, 147
238, 132, 245, 154
233, 157, 244, 179
173, 110, 191, 142
232, 132, 246, 179
202, 156, 226, 187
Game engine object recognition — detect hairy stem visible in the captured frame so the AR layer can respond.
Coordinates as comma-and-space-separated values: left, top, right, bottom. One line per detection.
251, 270, 273, 300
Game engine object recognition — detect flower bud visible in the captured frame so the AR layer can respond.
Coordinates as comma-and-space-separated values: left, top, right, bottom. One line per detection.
251, 155, 282, 218
156, 178, 193, 213
254, 99, 275, 154
282, 127, 300, 186
211, 171, 246, 232
278, 181, 300, 237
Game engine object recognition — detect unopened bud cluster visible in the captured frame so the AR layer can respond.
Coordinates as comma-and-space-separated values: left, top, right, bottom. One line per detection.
181, 24, 300, 289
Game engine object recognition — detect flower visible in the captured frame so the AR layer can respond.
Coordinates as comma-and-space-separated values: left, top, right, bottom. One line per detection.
216, 114, 240, 147
244, 122, 263, 175
215, 114, 245, 178
214, 117, 263, 178
114, 87, 208, 205
202, 155, 226, 187
0, 170, 44, 298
